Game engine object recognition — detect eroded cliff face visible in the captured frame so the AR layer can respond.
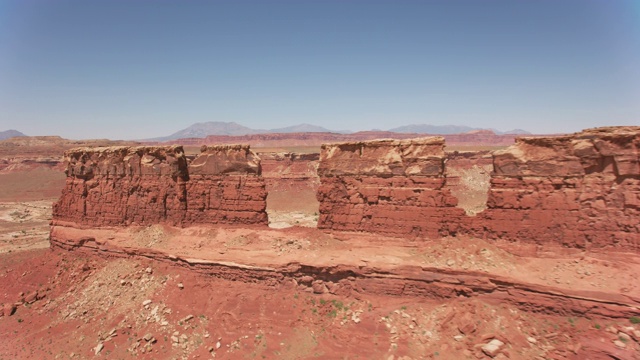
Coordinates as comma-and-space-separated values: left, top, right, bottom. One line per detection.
316, 127, 640, 251
184, 145, 267, 225
316, 138, 467, 237
476, 126, 640, 250
52, 145, 267, 227
52, 127, 639, 251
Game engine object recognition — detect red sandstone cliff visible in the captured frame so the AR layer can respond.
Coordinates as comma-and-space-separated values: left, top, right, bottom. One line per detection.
52, 145, 267, 227
315, 127, 639, 251
184, 145, 267, 225
316, 137, 467, 238
52, 126, 639, 251
476, 126, 640, 250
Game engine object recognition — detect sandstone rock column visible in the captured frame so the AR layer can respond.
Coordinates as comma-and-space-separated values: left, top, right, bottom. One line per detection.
476, 126, 640, 250
52, 146, 188, 226
316, 137, 467, 238
52, 144, 268, 227
184, 144, 267, 225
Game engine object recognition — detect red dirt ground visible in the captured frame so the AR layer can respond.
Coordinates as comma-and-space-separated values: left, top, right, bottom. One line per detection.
3, 247, 640, 360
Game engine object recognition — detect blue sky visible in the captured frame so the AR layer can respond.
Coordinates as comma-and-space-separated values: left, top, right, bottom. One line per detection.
1, 0, 638, 139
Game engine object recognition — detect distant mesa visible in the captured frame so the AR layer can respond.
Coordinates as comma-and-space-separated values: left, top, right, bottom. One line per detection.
0, 129, 26, 140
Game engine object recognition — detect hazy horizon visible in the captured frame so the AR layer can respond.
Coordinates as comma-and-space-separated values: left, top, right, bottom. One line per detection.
1, 1, 639, 140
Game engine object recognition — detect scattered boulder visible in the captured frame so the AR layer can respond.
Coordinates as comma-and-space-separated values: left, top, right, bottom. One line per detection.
457, 315, 476, 335
94, 343, 104, 355
613, 339, 626, 349
24, 291, 38, 304
312, 281, 327, 294
3, 303, 17, 317
481, 339, 505, 357
142, 333, 156, 343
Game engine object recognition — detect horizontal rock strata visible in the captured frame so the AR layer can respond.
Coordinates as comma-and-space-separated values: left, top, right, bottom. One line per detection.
49, 230, 640, 319
316, 127, 640, 251
471, 127, 640, 250
52, 144, 267, 227
316, 138, 467, 237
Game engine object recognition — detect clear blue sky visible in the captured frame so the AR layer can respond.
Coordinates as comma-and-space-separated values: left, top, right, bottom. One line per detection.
1, 0, 638, 139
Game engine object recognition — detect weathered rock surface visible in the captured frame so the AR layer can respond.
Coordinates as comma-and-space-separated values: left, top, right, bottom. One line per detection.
318, 138, 446, 177
52, 145, 267, 227
185, 145, 267, 225
473, 126, 640, 250
316, 127, 639, 250
189, 144, 261, 176
49, 228, 640, 319
316, 137, 467, 237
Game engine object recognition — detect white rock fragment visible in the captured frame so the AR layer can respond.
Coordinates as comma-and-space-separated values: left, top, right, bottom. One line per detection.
481, 339, 504, 357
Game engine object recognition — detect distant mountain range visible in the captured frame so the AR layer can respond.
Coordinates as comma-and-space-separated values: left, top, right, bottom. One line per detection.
149, 122, 530, 141
148, 122, 342, 141
0, 129, 26, 140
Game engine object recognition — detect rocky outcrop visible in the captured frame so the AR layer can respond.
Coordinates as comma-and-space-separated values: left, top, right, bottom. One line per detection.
184, 145, 267, 225
52, 145, 267, 227
50, 230, 640, 319
316, 137, 467, 237
315, 127, 640, 251
474, 126, 640, 250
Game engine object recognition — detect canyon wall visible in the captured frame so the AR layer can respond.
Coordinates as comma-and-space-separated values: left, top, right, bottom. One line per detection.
475, 126, 639, 250
51, 126, 638, 251
184, 145, 267, 225
316, 138, 467, 238
316, 127, 640, 250
52, 145, 267, 227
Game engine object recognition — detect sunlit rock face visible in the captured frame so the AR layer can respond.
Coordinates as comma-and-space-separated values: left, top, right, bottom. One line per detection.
316, 137, 468, 238
475, 126, 640, 250
52, 144, 267, 227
